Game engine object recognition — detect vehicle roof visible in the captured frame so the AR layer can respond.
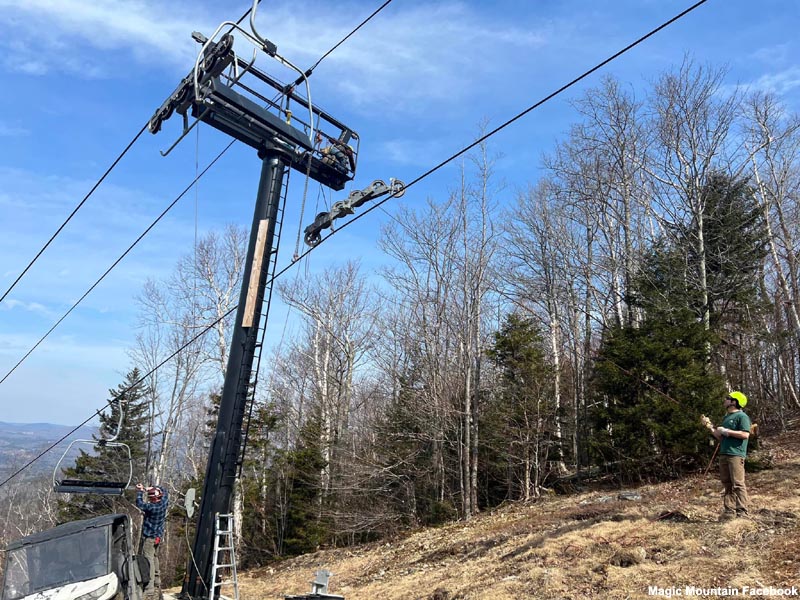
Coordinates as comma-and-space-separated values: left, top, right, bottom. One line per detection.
5, 513, 128, 550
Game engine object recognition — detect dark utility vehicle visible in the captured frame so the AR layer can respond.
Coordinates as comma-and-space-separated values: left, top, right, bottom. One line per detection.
1, 514, 147, 600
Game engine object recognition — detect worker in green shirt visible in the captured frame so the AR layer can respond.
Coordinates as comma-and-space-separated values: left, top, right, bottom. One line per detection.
702, 391, 751, 519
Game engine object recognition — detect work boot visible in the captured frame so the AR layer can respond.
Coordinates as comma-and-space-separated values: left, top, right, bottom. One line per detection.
736, 509, 750, 519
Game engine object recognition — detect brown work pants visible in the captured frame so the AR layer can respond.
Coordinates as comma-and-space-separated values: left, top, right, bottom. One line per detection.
719, 454, 749, 514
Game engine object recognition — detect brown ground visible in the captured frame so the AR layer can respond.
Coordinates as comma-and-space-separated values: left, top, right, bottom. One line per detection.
216, 423, 800, 599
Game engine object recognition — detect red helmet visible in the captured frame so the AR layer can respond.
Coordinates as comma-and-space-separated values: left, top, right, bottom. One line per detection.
146, 486, 163, 500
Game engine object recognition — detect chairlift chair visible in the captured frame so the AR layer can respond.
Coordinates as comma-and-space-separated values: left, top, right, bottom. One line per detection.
53, 399, 133, 495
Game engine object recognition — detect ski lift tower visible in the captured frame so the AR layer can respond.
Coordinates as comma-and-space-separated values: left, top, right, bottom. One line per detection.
148, 17, 358, 600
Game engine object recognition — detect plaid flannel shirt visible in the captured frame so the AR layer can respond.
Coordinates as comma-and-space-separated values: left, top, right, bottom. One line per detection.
136, 486, 169, 539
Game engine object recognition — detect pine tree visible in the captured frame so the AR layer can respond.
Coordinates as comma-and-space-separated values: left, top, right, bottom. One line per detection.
691, 172, 769, 329
239, 400, 279, 566
57, 368, 150, 522
281, 408, 329, 556
635, 173, 768, 331
589, 243, 726, 481
484, 313, 555, 501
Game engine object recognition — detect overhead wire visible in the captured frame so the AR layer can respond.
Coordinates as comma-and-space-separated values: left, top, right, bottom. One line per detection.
0, 140, 236, 388
0, 0, 401, 487
0, 294, 240, 488
0, 127, 146, 305
0, 2, 263, 308
289, 0, 395, 85
0, 0, 710, 488
319, 0, 712, 242
248, 0, 714, 440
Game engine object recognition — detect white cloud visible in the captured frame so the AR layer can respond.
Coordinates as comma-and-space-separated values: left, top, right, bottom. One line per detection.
748, 67, 800, 95
266, 2, 550, 109
0, 331, 128, 369
0, 164, 193, 323
1, 299, 54, 318
750, 44, 790, 65
380, 137, 451, 168
0, 0, 209, 76
0, 0, 551, 108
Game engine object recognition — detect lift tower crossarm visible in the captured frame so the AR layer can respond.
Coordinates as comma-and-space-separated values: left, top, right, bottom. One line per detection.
148, 32, 359, 191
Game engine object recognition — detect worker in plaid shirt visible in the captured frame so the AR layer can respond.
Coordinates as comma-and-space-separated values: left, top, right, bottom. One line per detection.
136, 483, 169, 600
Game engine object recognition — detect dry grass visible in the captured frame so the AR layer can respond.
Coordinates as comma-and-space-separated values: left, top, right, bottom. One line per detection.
211, 425, 800, 599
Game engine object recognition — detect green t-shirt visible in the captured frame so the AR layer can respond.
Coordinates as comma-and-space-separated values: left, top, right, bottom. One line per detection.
720, 410, 751, 457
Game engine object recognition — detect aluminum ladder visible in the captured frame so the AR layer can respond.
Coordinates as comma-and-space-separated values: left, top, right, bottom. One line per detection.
209, 513, 239, 600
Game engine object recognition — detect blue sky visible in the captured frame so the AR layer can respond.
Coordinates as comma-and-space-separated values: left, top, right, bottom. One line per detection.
0, 0, 798, 426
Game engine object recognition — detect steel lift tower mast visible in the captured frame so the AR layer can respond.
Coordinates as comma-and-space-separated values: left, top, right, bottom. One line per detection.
148, 22, 360, 600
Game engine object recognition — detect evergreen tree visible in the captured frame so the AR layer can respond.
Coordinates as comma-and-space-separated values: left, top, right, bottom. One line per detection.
689, 172, 769, 329
588, 312, 724, 480
281, 408, 328, 556
484, 313, 555, 501
632, 241, 698, 318
239, 400, 279, 566
636, 174, 768, 329
57, 368, 150, 522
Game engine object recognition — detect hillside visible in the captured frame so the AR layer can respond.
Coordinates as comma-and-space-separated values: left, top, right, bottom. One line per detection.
0, 422, 96, 479
235, 422, 800, 600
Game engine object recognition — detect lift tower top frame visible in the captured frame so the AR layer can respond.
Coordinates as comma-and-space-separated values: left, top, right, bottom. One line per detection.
149, 27, 360, 191
148, 23, 358, 600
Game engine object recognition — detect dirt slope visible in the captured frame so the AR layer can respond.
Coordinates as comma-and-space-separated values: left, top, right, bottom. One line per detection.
236, 426, 800, 600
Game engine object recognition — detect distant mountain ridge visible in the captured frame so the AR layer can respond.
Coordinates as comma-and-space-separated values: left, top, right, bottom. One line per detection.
0, 421, 98, 479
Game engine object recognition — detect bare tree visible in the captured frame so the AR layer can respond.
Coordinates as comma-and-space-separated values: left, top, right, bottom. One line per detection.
190, 225, 248, 378
743, 92, 800, 413
129, 225, 246, 483
278, 261, 379, 499
549, 76, 651, 327
455, 140, 501, 517
646, 57, 740, 338
380, 196, 462, 509
502, 180, 579, 477
0, 473, 59, 548
132, 279, 206, 482
379, 140, 501, 519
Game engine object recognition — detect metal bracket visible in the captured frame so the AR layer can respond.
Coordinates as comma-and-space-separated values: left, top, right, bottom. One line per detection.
303, 178, 405, 247
148, 33, 235, 136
